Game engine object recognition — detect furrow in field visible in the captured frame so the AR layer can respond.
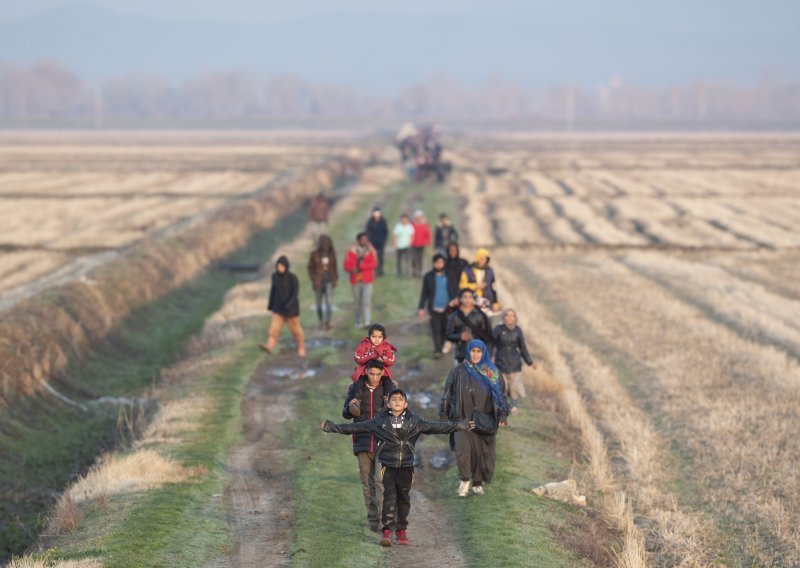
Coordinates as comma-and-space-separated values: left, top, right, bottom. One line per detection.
621, 252, 800, 361
515, 251, 800, 566
497, 253, 722, 566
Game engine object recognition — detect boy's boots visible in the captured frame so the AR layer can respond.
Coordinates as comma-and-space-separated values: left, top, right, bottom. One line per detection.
380, 529, 392, 547
395, 529, 409, 545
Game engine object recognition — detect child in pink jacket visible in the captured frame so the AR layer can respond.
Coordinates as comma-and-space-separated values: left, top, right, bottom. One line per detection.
352, 323, 398, 382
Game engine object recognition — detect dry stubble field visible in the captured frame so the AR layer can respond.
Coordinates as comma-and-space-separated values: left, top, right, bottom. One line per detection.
450, 133, 800, 566
0, 130, 359, 309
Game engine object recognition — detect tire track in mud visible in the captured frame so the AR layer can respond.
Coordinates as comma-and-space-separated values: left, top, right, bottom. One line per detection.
221, 358, 299, 568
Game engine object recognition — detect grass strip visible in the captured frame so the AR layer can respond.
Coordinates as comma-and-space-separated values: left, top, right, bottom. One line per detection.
40, 334, 263, 567
0, 206, 310, 562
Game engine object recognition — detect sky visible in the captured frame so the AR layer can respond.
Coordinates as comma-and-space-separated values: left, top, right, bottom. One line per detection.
1, 0, 798, 33
0, 1, 798, 89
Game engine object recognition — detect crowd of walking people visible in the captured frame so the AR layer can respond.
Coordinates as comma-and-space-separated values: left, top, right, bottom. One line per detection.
265, 191, 536, 548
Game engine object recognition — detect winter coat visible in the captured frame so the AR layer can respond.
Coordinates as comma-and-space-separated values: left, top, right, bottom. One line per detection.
434, 224, 459, 250
365, 217, 389, 249
418, 269, 452, 315
352, 337, 397, 381
307, 237, 338, 291
411, 222, 432, 248
439, 362, 510, 425
323, 409, 469, 468
267, 257, 300, 317
341, 375, 397, 454
492, 324, 534, 373
446, 308, 493, 361
444, 246, 468, 299
343, 245, 378, 286
459, 265, 498, 304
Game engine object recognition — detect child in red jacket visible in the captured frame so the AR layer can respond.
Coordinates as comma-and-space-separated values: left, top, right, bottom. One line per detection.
352, 323, 398, 382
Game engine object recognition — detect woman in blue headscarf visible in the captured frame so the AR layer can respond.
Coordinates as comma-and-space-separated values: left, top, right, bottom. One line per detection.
439, 339, 510, 496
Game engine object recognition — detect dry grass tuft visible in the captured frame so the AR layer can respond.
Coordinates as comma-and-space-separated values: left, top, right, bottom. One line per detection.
46, 494, 83, 535
136, 394, 214, 446
184, 323, 244, 356
66, 449, 205, 504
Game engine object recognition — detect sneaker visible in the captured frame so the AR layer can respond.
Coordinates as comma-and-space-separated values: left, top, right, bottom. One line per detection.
433, 352, 442, 360
395, 529, 409, 545
442, 341, 452, 354
458, 480, 470, 497
380, 529, 392, 547
472, 485, 484, 496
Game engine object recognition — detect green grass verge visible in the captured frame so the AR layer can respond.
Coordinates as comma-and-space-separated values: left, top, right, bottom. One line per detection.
0, 205, 311, 562
39, 334, 262, 567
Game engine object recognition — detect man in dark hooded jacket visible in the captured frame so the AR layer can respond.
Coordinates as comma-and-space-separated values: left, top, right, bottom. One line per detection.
446, 289, 492, 364
365, 207, 388, 277
261, 256, 305, 356
341, 359, 396, 531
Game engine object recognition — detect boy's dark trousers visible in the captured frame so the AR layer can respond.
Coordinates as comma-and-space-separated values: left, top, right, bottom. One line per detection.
381, 465, 413, 531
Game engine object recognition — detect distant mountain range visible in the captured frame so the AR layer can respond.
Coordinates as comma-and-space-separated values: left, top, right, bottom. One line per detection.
1, 4, 798, 89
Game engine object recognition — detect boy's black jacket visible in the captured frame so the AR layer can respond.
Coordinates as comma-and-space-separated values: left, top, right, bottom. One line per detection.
323, 409, 469, 468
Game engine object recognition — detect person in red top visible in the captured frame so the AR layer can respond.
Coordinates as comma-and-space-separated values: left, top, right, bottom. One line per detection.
352, 323, 398, 382
411, 210, 431, 278
343, 232, 378, 328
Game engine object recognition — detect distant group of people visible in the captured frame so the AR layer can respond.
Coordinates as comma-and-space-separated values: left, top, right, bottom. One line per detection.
265, 190, 537, 548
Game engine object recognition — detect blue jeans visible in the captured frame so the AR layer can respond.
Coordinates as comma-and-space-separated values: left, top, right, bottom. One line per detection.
315, 281, 333, 324
352, 282, 373, 326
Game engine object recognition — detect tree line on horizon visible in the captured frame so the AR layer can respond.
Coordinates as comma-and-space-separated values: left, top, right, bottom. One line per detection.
1, 60, 798, 128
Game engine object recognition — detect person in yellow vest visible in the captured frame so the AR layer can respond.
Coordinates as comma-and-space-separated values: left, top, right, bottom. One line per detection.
458, 248, 500, 313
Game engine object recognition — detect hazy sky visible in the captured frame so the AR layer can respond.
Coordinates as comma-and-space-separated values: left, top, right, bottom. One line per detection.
1, 1, 797, 89
1, 0, 798, 35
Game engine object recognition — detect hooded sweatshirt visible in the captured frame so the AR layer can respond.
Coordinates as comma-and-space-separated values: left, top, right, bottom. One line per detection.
459, 248, 498, 304
444, 243, 468, 299
267, 256, 300, 317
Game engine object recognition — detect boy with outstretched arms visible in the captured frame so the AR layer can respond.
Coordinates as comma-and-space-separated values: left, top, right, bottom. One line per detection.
322, 388, 473, 546
342, 359, 397, 531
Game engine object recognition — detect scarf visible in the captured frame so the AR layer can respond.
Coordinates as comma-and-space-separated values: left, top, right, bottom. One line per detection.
463, 339, 501, 398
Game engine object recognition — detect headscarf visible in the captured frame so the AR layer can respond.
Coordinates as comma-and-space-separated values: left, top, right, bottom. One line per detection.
464, 339, 501, 398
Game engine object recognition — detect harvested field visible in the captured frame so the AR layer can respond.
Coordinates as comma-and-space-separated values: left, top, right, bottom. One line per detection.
0, 131, 360, 409
454, 133, 800, 566
0, 131, 359, 303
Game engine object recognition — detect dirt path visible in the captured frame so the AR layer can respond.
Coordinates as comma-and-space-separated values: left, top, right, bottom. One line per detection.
220, 355, 300, 568
216, 168, 470, 567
